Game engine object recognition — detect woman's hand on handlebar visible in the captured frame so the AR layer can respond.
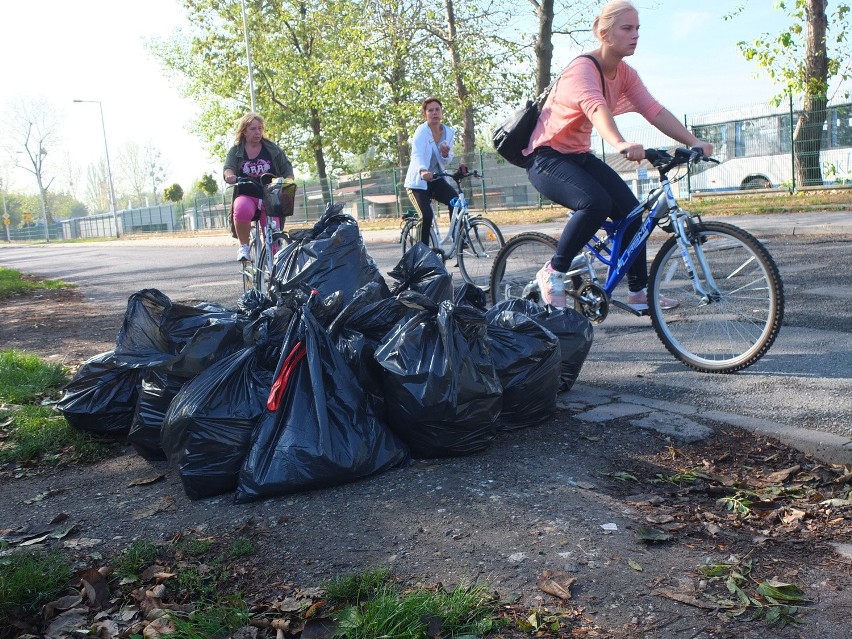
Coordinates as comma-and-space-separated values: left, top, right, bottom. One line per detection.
617, 142, 645, 163
224, 173, 237, 185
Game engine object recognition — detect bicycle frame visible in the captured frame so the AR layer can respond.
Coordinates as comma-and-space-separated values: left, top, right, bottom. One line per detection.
563, 164, 712, 306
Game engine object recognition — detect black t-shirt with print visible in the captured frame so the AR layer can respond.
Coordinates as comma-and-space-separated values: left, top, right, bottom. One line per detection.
239, 146, 273, 179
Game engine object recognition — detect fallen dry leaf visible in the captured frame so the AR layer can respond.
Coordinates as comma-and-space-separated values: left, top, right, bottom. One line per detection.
652, 587, 719, 610
765, 465, 801, 484
537, 570, 576, 600
80, 567, 112, 609
128, 474, 166, 487
131, 496, 178, 520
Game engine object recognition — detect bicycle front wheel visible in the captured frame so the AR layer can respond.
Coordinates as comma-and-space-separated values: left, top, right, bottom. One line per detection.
241, 231, 268, 293
489, 232, 557, 306
648, 221, 784, 373
457, 218, 504, 289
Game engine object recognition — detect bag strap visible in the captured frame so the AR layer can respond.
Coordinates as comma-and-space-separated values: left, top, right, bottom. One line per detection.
536, 54, 607, 106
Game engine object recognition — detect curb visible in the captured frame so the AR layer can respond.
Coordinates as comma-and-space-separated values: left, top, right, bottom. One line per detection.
563, 383, 852, 466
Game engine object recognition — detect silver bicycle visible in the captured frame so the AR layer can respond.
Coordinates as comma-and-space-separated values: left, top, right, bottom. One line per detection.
400, 167, 504, 289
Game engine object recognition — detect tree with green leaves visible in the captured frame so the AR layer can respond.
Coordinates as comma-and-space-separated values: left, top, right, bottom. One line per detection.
730, 0, 851, 186
163, 183, 184, 203
196, 173, 218, 196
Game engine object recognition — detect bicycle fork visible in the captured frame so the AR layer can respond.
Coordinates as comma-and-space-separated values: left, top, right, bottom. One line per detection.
671, 214, 721, 305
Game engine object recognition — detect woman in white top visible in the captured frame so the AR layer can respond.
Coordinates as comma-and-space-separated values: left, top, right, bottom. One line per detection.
404, 97, 457, 245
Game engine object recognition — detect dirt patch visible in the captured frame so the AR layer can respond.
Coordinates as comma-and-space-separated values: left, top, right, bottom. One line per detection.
1, 287, 851, 638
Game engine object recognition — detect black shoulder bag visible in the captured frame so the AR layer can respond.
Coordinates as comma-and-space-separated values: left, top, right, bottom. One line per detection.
492, 55, 606, 168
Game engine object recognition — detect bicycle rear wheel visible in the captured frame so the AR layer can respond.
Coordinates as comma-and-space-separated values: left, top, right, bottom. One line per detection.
489, 232, 557, 305
457, 218, 505, 289
648, 221, 784, 373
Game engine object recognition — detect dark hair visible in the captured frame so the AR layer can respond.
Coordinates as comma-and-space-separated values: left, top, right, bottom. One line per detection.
421, 97, 443, 112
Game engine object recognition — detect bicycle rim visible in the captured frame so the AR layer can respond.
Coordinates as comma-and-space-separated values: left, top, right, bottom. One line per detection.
401, 220, 421, 255
649, 221, 784, 373
489, 232, 557, 305
457, 218, 504, 289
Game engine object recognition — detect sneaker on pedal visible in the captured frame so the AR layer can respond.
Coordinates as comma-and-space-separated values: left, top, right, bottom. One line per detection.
536, 261, 566, 308
237, 244, 251, 261
627, 288, 680, 311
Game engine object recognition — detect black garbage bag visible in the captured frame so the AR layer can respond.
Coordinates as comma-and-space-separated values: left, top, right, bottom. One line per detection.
57, 351, 144, 436
329, 287, 428, 422
374, 298, 502, 457
161, 343, 278, 500
388, 241, 453, 303
486, 310, 561, 429
271, 203, 389, 305
128, 368, 186, 460
235, 297, 409, 503
489, 299, 593, 392
454, 282, 489, 312
114, 289, 241, 368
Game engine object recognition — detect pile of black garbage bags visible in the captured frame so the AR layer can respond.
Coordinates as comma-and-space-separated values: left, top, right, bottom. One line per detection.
57, 205, 593, 503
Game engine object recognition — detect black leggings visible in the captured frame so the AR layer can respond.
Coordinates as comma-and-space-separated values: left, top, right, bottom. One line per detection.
406, 178, 458, 244
527, 148, 647, 291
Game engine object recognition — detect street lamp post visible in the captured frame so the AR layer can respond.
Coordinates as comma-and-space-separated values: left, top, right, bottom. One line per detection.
240, 0, 257, 111
73, 99, 120, 238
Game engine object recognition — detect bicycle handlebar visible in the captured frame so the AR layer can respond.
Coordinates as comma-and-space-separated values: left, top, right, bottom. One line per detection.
644, 147, 720, 173
431, 167, 481, 182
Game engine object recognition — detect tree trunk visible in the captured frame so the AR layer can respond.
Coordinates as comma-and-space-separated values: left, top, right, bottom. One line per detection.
310, 107, 332, 205
444, 0, 475, 157
795, 0, 829, 187
534, 0, 555, 95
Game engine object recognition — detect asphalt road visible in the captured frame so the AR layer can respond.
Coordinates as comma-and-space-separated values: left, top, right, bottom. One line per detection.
1, 213, 850, 458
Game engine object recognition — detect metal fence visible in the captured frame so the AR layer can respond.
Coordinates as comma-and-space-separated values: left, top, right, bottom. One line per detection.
6, 98, 850, 242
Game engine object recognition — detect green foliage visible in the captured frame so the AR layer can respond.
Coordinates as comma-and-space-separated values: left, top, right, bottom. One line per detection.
728, 1, 850, 100
149, 1, 527, 178
195, 173, 218, 196
324, 568, 392, 604
0, 549, 72, 626
330, 574, 497, 639
228, 537, 254, 558
698, 556, 808, 626
163, 183, 184, 202
0, 348, 67, 403
0, 267, 70, 299
0, 404, 108, 465
166, 597, 251, 639
178, 539, 214, 557
115, 540, 165, 581
0, 348, 109, 465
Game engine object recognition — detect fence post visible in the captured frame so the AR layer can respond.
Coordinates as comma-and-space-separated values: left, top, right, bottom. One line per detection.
789, 93, 796, 192
479, 149, 487, 211
302, 181, 309, 222
393, 167, 402, 217
684, 112, 692, 197
358, 172, 366, 220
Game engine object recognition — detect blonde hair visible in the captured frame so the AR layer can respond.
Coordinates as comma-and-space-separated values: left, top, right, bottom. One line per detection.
592, 0, 637, 42
233, 112, 265, 146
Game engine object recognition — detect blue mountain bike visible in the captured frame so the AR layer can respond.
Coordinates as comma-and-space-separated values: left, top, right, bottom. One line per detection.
489, 147, 784, 373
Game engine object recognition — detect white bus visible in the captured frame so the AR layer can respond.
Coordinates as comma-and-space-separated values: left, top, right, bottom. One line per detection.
687, 101, 852, 191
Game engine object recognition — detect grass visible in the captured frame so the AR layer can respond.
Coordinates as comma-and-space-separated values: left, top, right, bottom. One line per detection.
0, 266, 70, 300
0, 350, 110, 466
0, 349, 67, 404
329, 571, 499, 639
115, 540, 165, 581
0, 549, 72, 629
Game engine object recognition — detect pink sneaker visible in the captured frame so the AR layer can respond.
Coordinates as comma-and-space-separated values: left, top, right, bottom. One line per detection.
627, 288, 680, 311
536, 261, 566, 308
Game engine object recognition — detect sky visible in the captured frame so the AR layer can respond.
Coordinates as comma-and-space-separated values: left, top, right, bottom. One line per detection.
0, 0, 801, 198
